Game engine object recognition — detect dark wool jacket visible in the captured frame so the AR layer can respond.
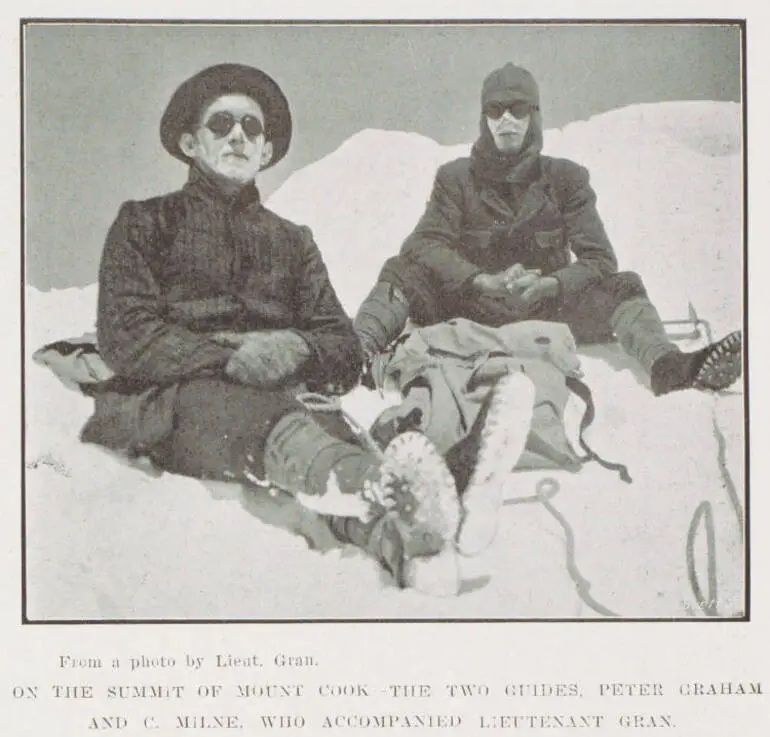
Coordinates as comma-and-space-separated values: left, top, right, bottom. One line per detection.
399, 155, 619, 309
81, 167, 361, 455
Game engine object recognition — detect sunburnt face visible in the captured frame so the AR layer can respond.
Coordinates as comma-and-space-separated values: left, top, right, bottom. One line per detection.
484, 100, 532, 154
179, 94, 273, 186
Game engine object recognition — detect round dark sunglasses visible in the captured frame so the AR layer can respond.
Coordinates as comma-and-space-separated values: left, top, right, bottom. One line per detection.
483, 101, 536, 120
203, 111, 265, 141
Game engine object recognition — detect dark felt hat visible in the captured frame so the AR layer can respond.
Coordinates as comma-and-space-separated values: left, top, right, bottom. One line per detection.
160, 63, 292, 168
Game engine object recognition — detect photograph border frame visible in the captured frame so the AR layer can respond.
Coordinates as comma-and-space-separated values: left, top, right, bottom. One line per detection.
19, 16, 751, 626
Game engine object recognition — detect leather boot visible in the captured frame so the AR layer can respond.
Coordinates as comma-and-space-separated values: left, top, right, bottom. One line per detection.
610, 297, 743, 394
650, 330, 742, 396
263, 413, 462, 595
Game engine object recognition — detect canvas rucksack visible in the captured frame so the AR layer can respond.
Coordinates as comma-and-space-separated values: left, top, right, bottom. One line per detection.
366, 318, 631, 484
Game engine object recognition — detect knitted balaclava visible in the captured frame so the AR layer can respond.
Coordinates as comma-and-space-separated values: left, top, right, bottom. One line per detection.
471, 63, 544, 186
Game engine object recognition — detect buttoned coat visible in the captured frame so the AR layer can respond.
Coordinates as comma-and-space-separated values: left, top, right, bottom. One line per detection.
400, 155, 619, 309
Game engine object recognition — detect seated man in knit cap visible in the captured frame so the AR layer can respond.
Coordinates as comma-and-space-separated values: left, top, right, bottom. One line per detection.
354, 62, 742, 546
79, 63, 463, 597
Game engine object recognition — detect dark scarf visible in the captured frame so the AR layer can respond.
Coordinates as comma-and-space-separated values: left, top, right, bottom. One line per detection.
470, 109, 544, 189
185, 163, 262, 209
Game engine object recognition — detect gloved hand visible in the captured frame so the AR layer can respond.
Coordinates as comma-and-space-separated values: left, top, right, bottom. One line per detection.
223, 330, 311, 388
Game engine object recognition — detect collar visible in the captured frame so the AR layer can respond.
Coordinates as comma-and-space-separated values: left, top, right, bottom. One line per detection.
183, 165, 262, 209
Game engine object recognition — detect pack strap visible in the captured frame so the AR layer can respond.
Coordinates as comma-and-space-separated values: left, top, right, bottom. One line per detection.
566, 377, 632, 483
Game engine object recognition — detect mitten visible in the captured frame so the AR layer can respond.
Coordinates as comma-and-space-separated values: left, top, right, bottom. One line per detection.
225, 330, 311, 388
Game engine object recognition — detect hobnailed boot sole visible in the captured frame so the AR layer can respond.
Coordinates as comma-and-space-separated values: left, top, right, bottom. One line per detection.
371, 432, 462, 597
456, 371, 536, 557
692, 331, 742, 392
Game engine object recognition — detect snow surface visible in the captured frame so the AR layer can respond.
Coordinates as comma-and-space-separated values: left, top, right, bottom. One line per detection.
25, 101, 744, 620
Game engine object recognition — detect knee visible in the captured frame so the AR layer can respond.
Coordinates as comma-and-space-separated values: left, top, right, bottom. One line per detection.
381, 256, 442, 325
602, 271, 648, 303
378, 255, 415, 294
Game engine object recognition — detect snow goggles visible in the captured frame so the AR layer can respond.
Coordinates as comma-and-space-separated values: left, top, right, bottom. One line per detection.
483, 100, 536, 120
203, 111, 265, 141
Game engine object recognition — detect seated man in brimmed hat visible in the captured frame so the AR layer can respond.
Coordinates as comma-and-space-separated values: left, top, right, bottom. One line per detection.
354, 62, 743, 551
79, 63, 462, 596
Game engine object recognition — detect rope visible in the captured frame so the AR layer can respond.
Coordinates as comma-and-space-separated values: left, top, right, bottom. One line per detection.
710, 404, 745, 543
679, 312, 742, 617
681, 403, 745, 618
526, 478, 620, 618
685, 501, 719, 617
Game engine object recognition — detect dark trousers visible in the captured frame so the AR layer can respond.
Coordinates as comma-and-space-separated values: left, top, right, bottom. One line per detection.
537, 271, 647, 345
151, 378, 357, 482
378, 255, 647, 345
